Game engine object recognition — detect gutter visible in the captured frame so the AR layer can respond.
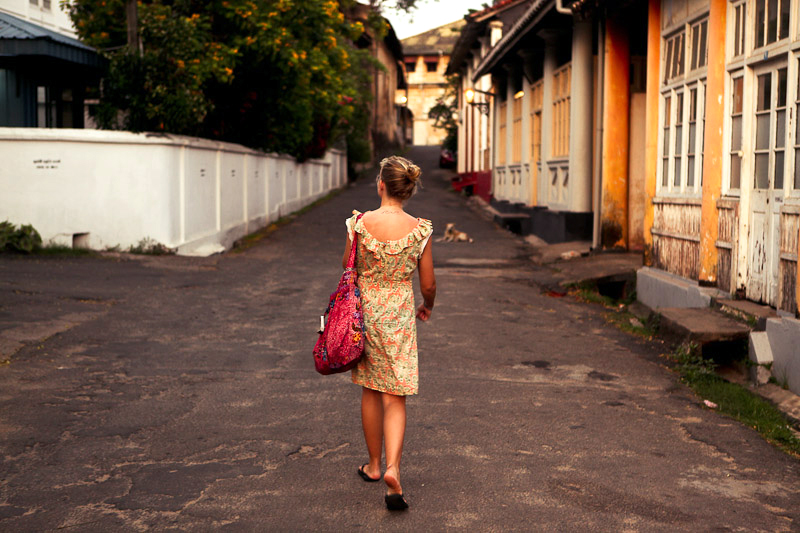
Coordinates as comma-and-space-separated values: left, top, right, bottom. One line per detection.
592, 13, 605, 250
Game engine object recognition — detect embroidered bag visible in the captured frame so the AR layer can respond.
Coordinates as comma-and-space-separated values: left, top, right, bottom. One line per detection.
313, 213, 365, 375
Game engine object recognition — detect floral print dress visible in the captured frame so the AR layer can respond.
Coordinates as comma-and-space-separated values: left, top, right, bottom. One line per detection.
346, 211, 433, 396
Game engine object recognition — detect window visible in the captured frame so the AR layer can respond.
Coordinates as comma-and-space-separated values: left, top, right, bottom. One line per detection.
732, 3, 746, 57
729, 75, 744, 190
754, 0, 789, 48
754, 67, 788, 190
512, 94, 522, 163
664, 30, 685, 83
405, 60, 416, 73
425, 61, 437, 73
552, 64, 571, 158
795, 59, 800, 191
689, 19, 708, 71
660, 82, 705, 193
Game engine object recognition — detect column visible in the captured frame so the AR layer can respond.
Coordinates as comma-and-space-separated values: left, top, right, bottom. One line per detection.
569, 19, 593, 213
539, 30, 558, 206
601, 16, 630, 249
458, 75, 466, 174
699, 0, 726, 285
643, 0, 661, 266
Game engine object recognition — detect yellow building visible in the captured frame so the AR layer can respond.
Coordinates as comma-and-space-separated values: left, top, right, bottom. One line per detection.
401, 20, 464, 146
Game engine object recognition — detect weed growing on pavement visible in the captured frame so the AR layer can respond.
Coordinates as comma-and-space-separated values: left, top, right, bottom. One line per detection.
128, 238, 174, 255
669, 342, 800, 456
568, 281, 658, 338
35, 244, 97, 256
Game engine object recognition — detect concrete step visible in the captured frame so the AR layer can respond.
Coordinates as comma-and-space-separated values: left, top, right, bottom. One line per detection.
748, 331, 774, 385
658, 307, 751, 359
715, 298, 778, 331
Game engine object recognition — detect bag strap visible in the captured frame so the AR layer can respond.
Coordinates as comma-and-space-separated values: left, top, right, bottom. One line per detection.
345, 213, 364, 270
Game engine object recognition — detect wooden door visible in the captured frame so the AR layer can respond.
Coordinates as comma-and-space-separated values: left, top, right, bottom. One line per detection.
747, 64, 788, 305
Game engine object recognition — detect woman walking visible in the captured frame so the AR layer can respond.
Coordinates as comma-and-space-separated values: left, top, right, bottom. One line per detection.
343, 156, 436, 511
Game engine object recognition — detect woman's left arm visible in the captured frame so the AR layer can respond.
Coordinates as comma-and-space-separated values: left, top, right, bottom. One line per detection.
342, 235, 352, 270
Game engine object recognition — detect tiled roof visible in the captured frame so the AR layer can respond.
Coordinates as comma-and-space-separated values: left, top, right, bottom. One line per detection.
400, 19, 465, 56
0, 11, 93, 50
0, 11, 106, 68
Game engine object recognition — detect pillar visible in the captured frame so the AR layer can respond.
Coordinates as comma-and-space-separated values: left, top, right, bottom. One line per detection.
698, 0, 726, 284
569, 19, 593, 213
538, 30, 558, 205
643, 0, 660, 266
601, 16, 630, 249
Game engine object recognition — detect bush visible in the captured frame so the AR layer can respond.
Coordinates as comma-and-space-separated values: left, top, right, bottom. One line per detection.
0, 221, 42, 254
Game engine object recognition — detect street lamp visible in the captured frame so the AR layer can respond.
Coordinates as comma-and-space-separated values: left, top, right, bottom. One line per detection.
465, 88, 495, 115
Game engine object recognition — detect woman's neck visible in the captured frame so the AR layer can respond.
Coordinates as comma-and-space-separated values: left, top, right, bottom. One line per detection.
378, 199, 404, 211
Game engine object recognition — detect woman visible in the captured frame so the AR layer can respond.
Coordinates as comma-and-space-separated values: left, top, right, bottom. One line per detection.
343, 156, 436, 511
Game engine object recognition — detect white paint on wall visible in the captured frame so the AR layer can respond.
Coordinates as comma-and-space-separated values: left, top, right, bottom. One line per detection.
0, 128, 346, 256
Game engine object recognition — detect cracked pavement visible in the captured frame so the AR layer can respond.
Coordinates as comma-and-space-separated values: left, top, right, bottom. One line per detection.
1, 146, 799, 531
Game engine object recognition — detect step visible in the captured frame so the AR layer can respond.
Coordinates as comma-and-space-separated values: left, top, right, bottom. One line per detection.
715, 299, 778, 331
658, 307, 751, 359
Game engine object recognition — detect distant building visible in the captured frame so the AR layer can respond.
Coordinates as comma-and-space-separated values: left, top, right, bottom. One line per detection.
0, 1, 104, 128
344, 3, 409, 159
401, 19, 463, 146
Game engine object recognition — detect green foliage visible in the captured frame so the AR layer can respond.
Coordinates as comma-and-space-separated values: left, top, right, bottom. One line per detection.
128, 237, 173, 255
0, 222, 42, 254
669, 342, 800, 456
65, 0, 382, 160
429, 74, 460, 152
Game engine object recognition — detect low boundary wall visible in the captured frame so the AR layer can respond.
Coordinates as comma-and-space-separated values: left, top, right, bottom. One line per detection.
0, 128, 346, 255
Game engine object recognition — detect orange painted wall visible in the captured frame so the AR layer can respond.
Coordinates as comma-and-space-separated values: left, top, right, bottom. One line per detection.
698, 0, 727, 284
602, 17, 630, 249
643, 0, 660, 265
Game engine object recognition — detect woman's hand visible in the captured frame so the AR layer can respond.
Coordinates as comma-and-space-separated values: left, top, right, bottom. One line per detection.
416, 304, 432, 322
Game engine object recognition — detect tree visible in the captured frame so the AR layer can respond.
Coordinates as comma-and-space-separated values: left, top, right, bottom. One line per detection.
428, 74, 459, 152
64, 0, 380, 160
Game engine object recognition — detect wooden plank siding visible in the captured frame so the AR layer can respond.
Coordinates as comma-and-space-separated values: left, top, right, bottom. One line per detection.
778, 210, 799, 314
715, 198, 738, 294
651, 198, 701, 279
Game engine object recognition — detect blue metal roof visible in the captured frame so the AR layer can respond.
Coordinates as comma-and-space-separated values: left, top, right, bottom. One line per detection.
0, 11, 104, 68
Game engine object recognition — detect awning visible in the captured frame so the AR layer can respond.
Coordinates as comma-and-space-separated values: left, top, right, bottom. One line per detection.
0, 11, 105, 69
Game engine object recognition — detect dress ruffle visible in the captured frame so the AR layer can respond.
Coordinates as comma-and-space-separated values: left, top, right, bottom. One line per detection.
348, 211, 432, 256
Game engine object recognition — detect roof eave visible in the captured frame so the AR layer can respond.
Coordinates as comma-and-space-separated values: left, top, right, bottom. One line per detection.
472, 0, 554, 82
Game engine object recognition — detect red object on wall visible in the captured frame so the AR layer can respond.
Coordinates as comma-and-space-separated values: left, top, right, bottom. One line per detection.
451, 171, 492, 202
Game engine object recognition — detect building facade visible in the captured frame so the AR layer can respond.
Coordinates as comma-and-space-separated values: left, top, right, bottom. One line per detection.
345, 3, 409, 158
448, 0, 799, 391
401, 20, 463, 146
0, 1, 104, 128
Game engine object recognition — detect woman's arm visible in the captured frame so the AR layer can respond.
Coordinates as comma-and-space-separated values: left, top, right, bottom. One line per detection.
416, 239, 436, 321
342, 236, 352, 270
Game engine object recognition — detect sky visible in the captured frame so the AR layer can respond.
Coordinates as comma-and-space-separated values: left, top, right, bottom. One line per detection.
384, 0, 492, 40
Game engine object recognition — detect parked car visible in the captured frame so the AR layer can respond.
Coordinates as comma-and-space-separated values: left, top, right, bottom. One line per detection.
439, 148, 456, 168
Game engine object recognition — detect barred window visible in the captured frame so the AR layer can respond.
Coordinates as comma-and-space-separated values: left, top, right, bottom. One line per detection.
552, 63, 571, 158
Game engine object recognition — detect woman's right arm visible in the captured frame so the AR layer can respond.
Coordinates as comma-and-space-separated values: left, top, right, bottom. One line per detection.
416, 240, 436, 321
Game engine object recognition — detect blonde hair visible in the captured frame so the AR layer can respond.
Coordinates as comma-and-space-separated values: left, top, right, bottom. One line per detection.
378, 155, 421, 201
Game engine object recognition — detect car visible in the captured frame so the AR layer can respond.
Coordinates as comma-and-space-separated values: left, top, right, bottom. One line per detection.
439, 148, 456, 168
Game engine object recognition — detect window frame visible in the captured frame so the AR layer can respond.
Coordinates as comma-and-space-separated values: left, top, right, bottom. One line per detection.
658, 14, 709, 197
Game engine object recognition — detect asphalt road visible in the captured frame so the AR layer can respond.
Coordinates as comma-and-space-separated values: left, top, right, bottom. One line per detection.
1, 146, 799, 531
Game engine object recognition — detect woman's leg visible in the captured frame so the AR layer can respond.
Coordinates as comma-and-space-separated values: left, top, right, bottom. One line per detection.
361, 387, 383, 479
381, 392, 406, 495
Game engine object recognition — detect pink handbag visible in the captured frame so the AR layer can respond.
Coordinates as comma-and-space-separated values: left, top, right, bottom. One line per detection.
313, 213, 365, 375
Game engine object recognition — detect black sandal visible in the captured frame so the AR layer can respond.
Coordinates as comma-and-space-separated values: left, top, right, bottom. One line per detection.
385, 493, 409, 511
357, 464, 380, 482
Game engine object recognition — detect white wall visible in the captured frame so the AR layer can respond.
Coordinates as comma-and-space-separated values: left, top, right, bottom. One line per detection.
0, 0, 77, 37
0, 128, 346, 256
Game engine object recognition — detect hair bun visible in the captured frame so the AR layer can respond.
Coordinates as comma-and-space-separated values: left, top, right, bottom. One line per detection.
406, 164, 421, 183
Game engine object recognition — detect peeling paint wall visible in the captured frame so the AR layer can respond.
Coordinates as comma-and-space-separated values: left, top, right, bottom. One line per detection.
652, 199, 701, 279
